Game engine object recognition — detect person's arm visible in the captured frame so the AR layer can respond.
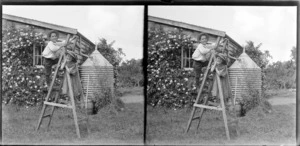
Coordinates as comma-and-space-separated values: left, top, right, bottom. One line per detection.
211, 61, 217, 72
205, 42, 217, 50
216, 67, 227, 77
49, 40, 67, 52
192, 45, 201, 60
199, 44, 212, 54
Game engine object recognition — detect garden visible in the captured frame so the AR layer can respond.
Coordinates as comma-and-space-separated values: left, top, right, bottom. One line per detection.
2, 26, 144, 144
146, 27, 296, 145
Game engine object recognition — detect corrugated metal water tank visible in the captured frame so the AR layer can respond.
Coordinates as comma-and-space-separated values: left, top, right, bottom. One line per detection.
228, 51, 262, 100
79, 50, 114, 96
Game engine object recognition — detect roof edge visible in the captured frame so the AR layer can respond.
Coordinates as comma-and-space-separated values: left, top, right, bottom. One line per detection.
3, 13, 77, 34
225, 34, 243, 51
148, 15, 226, 37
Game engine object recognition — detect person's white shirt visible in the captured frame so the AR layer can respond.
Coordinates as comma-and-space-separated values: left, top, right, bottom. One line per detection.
192, 43, 216, 61
42, 40, 66, 59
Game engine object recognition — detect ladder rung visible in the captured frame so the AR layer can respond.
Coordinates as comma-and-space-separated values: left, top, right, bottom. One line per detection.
192, 116, 200, 121
44, 101, 72, 108
42, 114, 51, 118
194, 104, 222, 111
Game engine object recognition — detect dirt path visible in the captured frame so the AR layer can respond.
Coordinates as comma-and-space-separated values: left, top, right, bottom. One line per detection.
268, 97, 296, 105
120, 95, 144, 104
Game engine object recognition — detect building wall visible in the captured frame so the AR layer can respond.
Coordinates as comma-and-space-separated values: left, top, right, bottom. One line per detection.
2, 19, 94, 64
148, 21, 242, 58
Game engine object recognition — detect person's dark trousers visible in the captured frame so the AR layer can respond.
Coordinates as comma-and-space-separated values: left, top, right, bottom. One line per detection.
193, 60, 209, 89
43, 57, 59, 87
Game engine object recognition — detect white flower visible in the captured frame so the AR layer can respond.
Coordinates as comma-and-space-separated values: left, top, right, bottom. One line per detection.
36, 75, 40, 79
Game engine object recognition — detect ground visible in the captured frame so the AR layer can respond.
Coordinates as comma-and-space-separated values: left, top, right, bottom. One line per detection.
2, 88, 296, 145
2, 87, 144, 145
146, 89, 296, 145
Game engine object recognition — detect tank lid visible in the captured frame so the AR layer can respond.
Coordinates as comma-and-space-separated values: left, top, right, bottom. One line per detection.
229, 48, 260, 69
81, 49, 113, 67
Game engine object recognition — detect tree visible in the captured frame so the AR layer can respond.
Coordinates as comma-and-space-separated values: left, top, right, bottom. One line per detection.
291, 46, 296, 62
245, 41, 272, 69
118, 59, 143, 87
244, 41, 272, 94
265, 47, 296, 89
96, 38, 126, 89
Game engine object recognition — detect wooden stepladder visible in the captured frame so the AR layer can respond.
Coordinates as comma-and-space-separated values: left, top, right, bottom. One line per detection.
185, 37, 239, 140
36, 34, 88, 138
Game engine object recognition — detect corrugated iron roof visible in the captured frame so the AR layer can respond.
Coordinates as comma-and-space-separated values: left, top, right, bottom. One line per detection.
229, 51, 260, 69
81, 49, 113, 67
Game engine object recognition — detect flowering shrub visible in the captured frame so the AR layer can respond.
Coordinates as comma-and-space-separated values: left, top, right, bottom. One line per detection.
147, 27, 201, 108
2, 25, 48, 106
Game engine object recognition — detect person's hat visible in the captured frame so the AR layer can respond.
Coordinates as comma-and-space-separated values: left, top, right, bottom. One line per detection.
216, 53, 228, 64
67, 50, 77, 60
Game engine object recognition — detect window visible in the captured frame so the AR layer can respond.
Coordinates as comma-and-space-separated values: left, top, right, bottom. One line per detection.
181, 47, 194, 70
33, 43, 45, 66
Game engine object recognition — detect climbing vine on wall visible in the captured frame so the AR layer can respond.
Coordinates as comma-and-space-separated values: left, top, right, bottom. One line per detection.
2, 25, 48, 106
147, 27, 200, 108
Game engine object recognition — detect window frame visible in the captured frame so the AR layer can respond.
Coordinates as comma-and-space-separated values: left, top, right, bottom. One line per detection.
33, 42, 45, 67
181, 46, 194, 70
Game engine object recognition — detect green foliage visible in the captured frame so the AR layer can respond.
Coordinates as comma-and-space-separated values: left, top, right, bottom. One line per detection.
2, 25, 47, 106
97, 38, 125, 67
117, 59, 143, 87
244, 41, 272, 94
147, 27, 199, 108
245, 41, 272, 69
265, 47, 296, 89
92, 73, 113, 112
97, 38, 125, 90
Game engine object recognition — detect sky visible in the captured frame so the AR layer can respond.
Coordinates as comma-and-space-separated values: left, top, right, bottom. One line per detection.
149, 6, 297, 63
3, 6, 144, 61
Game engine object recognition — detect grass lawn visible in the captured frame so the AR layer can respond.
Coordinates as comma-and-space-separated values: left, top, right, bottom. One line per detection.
146, 90, 296, 145
2, 102, 144, 145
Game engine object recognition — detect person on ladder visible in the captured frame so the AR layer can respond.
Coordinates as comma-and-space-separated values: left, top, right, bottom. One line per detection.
210, 53, 231, 106
61, 52, 82, 104
192, 33, 217, 91
42, 30, 77, 88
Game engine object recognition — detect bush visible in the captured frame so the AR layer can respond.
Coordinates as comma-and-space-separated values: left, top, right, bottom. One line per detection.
147, 27, 199, 108
240, 85, 272, 116
2, 25, 48, 106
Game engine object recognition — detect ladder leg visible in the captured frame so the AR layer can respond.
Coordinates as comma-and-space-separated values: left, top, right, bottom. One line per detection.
186, 107, 196, 133
47, 92, 60, 130
186, 47, 216, 133
196, 96, 209, 130
36, 83, 57, 130
67, 73, 81, 138
36, 103, 48, 131
217, 75, 230, 140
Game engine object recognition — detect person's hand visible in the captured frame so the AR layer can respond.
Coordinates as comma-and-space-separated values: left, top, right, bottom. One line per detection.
216, 69, 220, 75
